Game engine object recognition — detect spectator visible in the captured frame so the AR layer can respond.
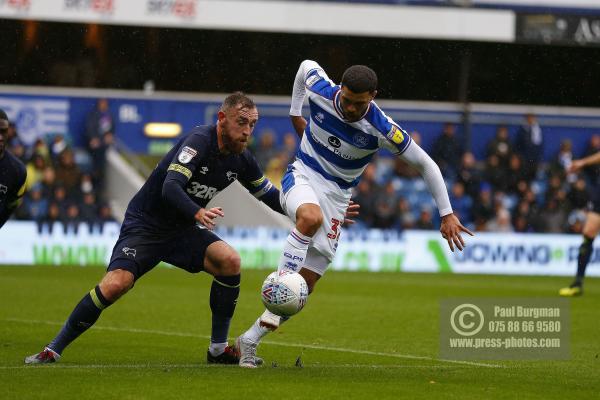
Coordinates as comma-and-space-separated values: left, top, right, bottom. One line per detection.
396, 197, 415, 230
486, 207, 514, 232
504, 154, 527, 194
567, 177, 589, 210
456, 151, 482, 199
254, 130, 279, 170
432, 123, 462, 179
472, 183, 495, 230
55, 149, 82, 195
264, 153, 287, 190
97, 203, 117, 224
372, 182, 398, 229
551, 139, 576, 183
487, 125, 512, 168
484, 154, 508, 191
25, 154, 47, 191
414, 207, 434, 230
449, 181, 473, 224
352, 180, 376, 227
515, 113, 543, 181
9, 141, 27, 163
539, 197, 567, 233
80, 174, 95, 195
40, 166, 57, 199
30, 138, 51, 165
281, 132, 298, 165
86, 98, 115, 191
21, 184, 48, 221
79, 192, 98, 223
50, 134, 69, 163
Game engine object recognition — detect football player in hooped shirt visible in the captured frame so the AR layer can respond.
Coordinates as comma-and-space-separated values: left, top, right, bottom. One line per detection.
25, 93, 285, 365
235, 61, 474, 368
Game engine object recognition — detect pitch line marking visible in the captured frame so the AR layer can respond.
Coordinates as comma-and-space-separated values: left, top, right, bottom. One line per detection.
0, 364, 473, 370
3, 318, 502, 369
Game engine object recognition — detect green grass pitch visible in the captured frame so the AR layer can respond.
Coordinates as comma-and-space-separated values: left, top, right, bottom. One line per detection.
1, 266, 599, 399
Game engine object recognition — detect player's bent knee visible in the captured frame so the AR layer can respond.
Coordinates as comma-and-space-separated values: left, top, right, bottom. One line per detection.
297, 207, 324, 236
99, 270, 134, 302
216, 251, 241, 276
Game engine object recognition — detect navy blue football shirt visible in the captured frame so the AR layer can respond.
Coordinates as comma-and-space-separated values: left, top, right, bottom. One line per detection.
124, 125, 279, 233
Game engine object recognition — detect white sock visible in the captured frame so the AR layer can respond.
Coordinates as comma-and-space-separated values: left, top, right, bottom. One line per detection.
278, 228, 311, 273
208, 342, 227, 356
243, 318, 271, 344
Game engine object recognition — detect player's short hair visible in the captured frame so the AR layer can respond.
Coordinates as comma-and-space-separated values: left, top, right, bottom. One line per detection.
0, 108, 8, 121
221, 92, 256, 112
341, 65, 378, 94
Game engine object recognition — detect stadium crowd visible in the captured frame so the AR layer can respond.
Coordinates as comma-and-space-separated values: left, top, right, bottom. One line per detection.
6, 100, 116, 230
250, 116, 599, 235
5, 103, 598, 236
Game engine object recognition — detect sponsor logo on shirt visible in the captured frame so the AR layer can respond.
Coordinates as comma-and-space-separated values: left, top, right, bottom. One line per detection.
198, 166, 209, 175
328, 136, 341, 148
315, 112, 325, 123
178, 146, 197, 164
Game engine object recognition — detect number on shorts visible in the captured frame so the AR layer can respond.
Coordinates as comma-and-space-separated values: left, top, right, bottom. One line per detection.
327, 218, 342, 240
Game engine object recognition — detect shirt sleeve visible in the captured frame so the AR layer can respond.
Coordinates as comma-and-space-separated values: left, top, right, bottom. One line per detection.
165, 134, 208, 182
290, 60, 331, 116
398, 142, 453, 217
162, 134, 209, 220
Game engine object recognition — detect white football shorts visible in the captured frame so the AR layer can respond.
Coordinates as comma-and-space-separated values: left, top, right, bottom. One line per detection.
280, 160, 352, 275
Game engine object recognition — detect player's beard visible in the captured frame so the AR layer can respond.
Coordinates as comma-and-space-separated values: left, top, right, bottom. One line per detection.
222, 130, 247, 154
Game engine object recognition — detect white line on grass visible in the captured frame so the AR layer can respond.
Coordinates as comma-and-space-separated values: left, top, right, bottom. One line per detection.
0, 364, 474, 370
4, 318, 502, 369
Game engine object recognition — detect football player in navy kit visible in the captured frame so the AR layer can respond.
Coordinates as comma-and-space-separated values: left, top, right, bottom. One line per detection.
559, 151, 600, 297
25, 93, 286, 365
0, 109, 26, 229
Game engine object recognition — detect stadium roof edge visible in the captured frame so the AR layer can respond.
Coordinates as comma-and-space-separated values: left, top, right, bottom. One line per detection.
0, 0, 516, 43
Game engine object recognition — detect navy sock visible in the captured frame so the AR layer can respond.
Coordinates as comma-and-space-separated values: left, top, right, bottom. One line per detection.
210, 275, 240, 344
48, 286, 112, 354
574, 236, 595, 286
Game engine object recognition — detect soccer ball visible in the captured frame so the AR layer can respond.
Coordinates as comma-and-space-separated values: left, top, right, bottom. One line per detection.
261, 270, 309, 317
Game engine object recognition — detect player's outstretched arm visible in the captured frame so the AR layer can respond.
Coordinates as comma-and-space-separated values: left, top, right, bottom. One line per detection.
398, 141, 473, 251
569, 151, 600, 173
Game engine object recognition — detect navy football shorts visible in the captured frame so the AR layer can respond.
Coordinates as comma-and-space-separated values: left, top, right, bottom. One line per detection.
107, 223, 221, 280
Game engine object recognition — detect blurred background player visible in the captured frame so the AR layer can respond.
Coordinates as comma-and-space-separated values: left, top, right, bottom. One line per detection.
24, 93, 285, 365
559, 151, 600, 297
0, 108, 27, 228
235, 60, 473, 368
